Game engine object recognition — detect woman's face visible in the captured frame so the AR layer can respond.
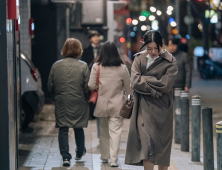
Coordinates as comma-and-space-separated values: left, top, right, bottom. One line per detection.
146, 42, 161, 58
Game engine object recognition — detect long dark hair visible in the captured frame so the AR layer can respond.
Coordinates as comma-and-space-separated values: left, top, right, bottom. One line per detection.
95, 41, 123, 67
141, 30, 163, 52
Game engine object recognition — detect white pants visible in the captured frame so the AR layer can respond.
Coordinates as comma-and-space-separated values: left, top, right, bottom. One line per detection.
99, 117, 123, 163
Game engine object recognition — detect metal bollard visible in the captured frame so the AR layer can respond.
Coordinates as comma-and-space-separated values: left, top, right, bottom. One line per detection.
191, 95, 201, 162
174, 88, 182, 144
216, 121, 222, 170
202, 108, 214, 170
180, 91, 189, 152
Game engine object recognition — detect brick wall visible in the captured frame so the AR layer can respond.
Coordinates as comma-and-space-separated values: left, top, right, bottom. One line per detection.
19, 0, 31, 59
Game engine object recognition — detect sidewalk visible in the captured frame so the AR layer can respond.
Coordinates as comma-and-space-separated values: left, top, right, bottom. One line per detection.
18, 116, 205, 170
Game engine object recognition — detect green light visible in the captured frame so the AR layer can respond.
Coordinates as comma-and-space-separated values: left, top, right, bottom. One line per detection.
141, 10, 150, 17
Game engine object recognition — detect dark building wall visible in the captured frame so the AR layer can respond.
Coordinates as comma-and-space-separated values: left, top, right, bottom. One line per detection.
31, 4, 57, 99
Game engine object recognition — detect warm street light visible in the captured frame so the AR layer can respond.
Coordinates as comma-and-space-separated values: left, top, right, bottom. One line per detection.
167, 6, 174, 11
156, 10, 162, 16
141, 25, 147, 31
132, 19, 138, 25
170, 21, 177, 27
150, 7, 157, 12
149, 15, 155, 21
167, 10, 172, 15
198, 24, 203, 29
139, 16, 146, 21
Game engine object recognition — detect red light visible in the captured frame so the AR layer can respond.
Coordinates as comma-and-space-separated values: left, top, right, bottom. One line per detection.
126, 18, 132, 24
31, 69, 38, 82
120, 37, 125, 43
181, 38, 187, 44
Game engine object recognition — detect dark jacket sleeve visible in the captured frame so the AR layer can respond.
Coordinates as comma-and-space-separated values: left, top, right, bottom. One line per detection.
48, 65, 54, 97
184, 54, 192, 88
81, 49, 90, 65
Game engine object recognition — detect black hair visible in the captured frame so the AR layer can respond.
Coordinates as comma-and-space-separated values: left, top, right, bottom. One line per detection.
95, 41, 123, 67
88, 30, 100, 39
170, 38, 181, 45
141, 30, 163, 52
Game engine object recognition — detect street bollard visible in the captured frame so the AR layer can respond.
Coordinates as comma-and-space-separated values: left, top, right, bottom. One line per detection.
174, 88, 182, 144
216, 121, 222, 170
191, 95, 201, 162
202, 108, 214, 170
180, 91, 189, 152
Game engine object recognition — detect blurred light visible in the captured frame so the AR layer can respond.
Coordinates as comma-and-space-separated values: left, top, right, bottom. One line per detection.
172, 29, 178, 34
141, 10, 150, 17
175, 34, 181, 39
198, 24, 203, 29
181, 38, 187, 44
149, 15, 155, 21
127, 42, 131, 48
130, 32, 136, 37
133, 26, 138, 31
31, 23, 35, 31
205, 10, 210, 18
141, 25, 147, 31
99, 35, 104, 40
170, 21, 177, 27
150, 7, 156, 12
147, 25, 151, 30
168, 17, 175, 24
132, 19, 138, 25
152, 20, 159, 30
167, 6, 174, 11
167, 10, 172, 15
211, 14, 218, 23
18, 15, 20, 24
156, 10, 162, 16
87, 27, 90, 30
139, 16, 146, 21
210, 10, 215, 18
120, 37, 125, 43
126, 18, 132, 24
186, 34, 190, 39
194, 46, 204, 57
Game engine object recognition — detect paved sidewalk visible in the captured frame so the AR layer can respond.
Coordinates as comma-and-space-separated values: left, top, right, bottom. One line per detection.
18, 117, 206, 170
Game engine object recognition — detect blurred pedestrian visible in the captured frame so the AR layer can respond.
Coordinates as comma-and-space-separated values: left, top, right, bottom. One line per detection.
81, 30, 100, 120
125, 30, 178, 170
88, 41, 132, 167
168, 38, 192, 92
48, 38, 90, 166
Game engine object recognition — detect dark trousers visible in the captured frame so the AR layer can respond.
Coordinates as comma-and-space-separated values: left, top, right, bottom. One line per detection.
90, 103, 96, 119
58, 127, 85, 159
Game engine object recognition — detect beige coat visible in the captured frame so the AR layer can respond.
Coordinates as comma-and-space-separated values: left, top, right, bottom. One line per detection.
88, 63, 132, 117
125, 50, 178, 166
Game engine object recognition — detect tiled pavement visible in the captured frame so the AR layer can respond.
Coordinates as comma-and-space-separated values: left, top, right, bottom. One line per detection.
18, 118, 206, 170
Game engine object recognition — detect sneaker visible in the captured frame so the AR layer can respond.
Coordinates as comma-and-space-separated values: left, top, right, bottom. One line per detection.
100, 156, 108, 163
75, 149, 86, 160
63, 158, 70, 166
110, 162, 119, 167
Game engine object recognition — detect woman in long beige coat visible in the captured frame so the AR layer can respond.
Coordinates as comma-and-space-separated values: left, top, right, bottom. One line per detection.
125, 30, 178, 170
88, 41, 132, 167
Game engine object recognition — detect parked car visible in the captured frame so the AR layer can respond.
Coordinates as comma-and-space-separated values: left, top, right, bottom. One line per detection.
20, 53, 44, 130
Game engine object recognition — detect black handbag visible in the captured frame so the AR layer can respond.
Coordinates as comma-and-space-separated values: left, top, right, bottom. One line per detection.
119, 95, 134, 119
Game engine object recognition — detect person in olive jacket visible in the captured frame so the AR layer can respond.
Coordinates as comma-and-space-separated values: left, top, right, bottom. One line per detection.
168, 38, 192, 92
48, 38, 90, 166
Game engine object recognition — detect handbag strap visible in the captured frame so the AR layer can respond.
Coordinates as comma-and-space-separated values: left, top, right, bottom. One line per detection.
96, 64, 100, 87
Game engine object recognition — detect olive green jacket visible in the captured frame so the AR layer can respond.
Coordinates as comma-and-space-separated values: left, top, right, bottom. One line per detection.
48, 57, 90, 128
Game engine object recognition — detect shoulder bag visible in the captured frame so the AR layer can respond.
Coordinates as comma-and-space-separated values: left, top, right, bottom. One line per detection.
119, 94, 134, 119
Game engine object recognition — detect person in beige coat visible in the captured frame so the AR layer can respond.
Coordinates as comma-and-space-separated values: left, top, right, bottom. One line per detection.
125, 30, 178, 170
88, 41, 132, 167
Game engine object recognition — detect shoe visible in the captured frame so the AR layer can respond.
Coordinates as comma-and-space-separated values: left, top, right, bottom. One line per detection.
110, 162, 119, 167
63, 158, 70, 166
100, 156, 108, 163
75, 148, 86, 160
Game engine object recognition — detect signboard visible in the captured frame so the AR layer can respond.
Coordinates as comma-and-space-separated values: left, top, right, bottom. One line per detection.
7, 0, 19, 19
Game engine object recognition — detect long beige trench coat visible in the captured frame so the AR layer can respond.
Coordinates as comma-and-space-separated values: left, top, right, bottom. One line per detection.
88, 63, 132, 117
125, 50, 178, 166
